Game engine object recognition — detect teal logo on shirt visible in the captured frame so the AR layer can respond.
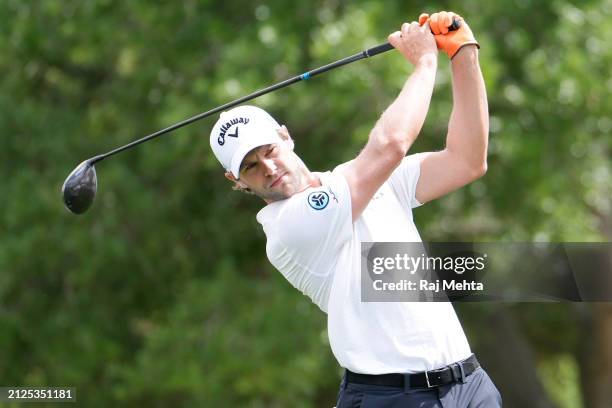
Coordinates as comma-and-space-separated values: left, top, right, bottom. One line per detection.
308, 191, 329, 210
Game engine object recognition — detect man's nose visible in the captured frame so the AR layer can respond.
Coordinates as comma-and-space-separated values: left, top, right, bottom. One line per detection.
261, 158, 277, 176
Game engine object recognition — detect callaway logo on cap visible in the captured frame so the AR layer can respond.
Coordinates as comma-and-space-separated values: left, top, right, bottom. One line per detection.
209, 105, 282, 178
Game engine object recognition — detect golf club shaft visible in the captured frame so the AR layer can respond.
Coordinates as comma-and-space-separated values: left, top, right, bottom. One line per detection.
90, 42, 394, 165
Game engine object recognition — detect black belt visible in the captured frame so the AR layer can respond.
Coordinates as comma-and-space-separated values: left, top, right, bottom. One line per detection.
346, 354, 479, 389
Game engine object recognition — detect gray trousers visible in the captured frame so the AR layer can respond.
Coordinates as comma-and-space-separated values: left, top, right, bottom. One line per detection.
335, 367, 502, 407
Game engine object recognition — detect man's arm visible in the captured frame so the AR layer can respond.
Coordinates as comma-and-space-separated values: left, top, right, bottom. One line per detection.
415, 14, 489, 204
340, 21, 438, 221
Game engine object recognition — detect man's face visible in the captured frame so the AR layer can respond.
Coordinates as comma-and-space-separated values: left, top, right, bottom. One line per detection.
237, 140, 304, 202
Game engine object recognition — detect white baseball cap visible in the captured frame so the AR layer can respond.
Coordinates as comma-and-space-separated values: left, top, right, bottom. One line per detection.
209, 105, 282, 178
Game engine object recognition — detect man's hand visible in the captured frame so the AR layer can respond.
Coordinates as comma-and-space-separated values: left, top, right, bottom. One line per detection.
418, 11, 479, 59
388, 21, 437, 67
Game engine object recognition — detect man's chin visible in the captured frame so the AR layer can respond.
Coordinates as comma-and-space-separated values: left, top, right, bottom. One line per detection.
257, 185, 296, 202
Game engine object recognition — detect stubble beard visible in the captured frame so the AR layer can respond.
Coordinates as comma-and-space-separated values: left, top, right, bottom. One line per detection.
252, 171, 303, 202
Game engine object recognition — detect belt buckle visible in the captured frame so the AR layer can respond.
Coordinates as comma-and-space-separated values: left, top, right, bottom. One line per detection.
424, 370, 433, 388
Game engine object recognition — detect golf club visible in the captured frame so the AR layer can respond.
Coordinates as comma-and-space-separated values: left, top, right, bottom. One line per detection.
62, 20, 460, 214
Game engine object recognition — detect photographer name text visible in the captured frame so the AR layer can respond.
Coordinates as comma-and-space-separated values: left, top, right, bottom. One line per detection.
373, 279, 484, 292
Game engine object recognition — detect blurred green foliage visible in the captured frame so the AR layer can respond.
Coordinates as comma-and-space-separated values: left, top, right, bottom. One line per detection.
0, 0, 610, 407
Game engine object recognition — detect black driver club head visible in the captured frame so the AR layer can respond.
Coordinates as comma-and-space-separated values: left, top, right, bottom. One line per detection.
62, 159, 98, 214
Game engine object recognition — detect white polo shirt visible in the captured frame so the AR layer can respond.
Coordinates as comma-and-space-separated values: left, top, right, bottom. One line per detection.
256, 155, 472, 374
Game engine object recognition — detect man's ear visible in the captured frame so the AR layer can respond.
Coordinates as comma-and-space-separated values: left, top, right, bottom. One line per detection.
277, 125, 294, 150
225, 171, 252, 194
225, 171, 247, 188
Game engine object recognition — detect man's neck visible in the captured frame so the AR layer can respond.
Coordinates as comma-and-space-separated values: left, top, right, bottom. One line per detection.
301, 170, 322, 190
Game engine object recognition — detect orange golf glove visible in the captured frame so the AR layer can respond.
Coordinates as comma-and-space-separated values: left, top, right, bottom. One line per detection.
419, 11, 479, 58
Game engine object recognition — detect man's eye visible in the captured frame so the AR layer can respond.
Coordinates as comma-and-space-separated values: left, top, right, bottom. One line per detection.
267, 146, 276, 155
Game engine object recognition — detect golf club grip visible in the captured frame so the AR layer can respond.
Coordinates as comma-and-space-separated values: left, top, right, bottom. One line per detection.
365, 43, 394, 57
366, 18, 461, 57
449, 18, 461, 31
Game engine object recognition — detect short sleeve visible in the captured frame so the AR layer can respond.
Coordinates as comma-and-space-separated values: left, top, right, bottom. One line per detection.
387, 153, 423, 210
275, 170, 353, 263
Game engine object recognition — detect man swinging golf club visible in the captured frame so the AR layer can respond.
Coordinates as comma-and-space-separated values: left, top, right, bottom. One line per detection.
210, 11, 501, 407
